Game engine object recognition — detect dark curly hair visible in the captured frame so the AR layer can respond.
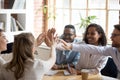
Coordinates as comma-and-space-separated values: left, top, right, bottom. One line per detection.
114, 24, 120, 31
83, 23, 107, 46
64, 24, 76, 34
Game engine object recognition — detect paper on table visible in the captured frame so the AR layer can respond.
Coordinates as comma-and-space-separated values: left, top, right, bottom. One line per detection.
45, 70, 59, 76
64, 70, 71, 76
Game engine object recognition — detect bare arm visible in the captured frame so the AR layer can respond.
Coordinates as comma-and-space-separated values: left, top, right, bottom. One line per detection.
35, 32, 46, 47
42, 28, 57, 72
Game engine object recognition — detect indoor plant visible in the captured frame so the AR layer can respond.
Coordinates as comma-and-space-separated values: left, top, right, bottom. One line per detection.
79, 15, 97, 29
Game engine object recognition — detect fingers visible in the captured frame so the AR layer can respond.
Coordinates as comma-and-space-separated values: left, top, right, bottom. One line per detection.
44, 28, 57, 47
45, 36, 52, 47
47, 29, 52, 41
60, 39, 68, 46
68, 67, 74, 74
68, 67, 77, 75
51, 28, 56, 35
36, 32, 46, 46
59, 39, 72, 50
36, 28, 56, 47
47, 28, 56, 41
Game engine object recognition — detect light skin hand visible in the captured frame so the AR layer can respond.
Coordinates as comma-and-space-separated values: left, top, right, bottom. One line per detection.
45, 35, 52, 47
45, 28, 57, 47
59, 39, 72, 50
45, 28, 58, 47
45, 29, 52, 47
35, 32, 46, 47
52, 64, 59, 70
47, 28, 55, 42
51, 28, 56, 35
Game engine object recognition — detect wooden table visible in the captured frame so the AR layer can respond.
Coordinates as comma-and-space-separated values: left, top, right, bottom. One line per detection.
43, 70, 102, 80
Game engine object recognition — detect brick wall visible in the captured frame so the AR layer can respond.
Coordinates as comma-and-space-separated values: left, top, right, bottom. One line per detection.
34, 0, 44, 37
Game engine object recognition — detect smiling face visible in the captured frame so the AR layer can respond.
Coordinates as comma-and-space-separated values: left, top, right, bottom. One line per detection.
86, 27, 101, 45
62, 28, 76, 43
111, 28, 120, 48
0, 31, 8, 52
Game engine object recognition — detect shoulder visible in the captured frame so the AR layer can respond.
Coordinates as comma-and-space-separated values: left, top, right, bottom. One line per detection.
26, 59, 44, 68
70, 51, 80, 56
0, 63, 8, 74
0, 57, 6, 65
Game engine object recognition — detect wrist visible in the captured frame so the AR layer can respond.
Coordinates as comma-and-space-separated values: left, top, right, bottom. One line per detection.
58, 64, 64, 69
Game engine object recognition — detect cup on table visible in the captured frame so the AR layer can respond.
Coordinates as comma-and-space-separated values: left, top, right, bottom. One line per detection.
81, 69, 90, 80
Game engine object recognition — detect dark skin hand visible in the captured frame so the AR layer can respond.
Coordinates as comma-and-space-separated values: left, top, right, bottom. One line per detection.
52, 64, 75, 70
67, 67, 81, 75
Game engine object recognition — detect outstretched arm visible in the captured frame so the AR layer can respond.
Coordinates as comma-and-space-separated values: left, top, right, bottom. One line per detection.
42, 28, 58, 72
35, 32, 46, 47
45, 28, 56, 47
56, 39, 72, 50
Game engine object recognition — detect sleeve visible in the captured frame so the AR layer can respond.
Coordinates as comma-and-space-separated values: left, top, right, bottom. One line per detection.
72, 43, 113, 56
41, 46, 56, 73
96, 56, 109, 72
72, 52, 80, 66
56, 43, 66, 50
87, 69, 99, 74
0, 57, 6, 66
0, 66, 5, 80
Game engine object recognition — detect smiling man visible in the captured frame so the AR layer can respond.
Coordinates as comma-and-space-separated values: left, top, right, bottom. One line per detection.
52, 24, 80, 70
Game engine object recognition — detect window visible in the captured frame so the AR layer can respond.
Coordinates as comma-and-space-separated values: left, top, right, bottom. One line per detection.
48, 0, 120, 41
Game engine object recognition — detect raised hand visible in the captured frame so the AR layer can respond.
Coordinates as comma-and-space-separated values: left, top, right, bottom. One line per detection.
45, 28, 57, 47
47, 28, 56, 41
35, 32, 46, 47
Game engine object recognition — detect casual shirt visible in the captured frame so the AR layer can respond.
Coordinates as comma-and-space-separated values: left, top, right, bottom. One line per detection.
0, 57, 5, 69
76, 51, 108, 74
69, 41, 108, 74
0, 45, 56, 80
71, 44, 120, 79
0, 58, 55, 80
56, 39, 80, 66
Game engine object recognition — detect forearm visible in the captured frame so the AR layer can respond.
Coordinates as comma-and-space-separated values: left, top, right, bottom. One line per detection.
44, 46, 56, 70
56, 42, 72, 50
56, 63, 74, 69
49, 46, 56, 65
88, 69, 99, 74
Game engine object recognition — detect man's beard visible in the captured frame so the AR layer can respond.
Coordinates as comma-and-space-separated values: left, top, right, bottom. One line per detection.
112, 43, 120, 48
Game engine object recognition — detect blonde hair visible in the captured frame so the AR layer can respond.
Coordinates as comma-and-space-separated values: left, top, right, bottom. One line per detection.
6, 33, 35, 80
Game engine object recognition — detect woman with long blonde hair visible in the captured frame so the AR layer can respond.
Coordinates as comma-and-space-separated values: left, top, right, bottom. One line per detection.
0, 29, 57, 80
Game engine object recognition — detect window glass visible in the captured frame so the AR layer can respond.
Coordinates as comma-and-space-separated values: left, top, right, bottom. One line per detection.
71, 10, 86, 25
89, 0, 106, 9
55, 9, 70, 35
108, 0, 120, 9
56, 0, 70, 8
53, 0, 120, 39
108, 11, 119, 39
71, 10, 86, 36
71, 0, 87, 9
56, 0, 63, 8
63, 0, 70, 8
88, 10, 106, 31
